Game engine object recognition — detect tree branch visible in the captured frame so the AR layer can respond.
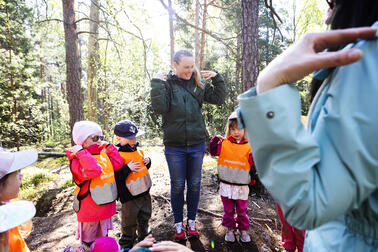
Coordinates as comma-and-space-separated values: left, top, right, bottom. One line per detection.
208, 1, 239, 10
35, 18, 64, 24
159, 0, 236, 56
264, 0, 284, 43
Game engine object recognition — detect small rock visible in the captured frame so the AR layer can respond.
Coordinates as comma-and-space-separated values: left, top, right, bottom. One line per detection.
259, 244, 272, 252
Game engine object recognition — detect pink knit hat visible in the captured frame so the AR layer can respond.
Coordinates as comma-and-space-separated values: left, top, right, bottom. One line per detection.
90, 237, 119, 252
72, 121, 102, 146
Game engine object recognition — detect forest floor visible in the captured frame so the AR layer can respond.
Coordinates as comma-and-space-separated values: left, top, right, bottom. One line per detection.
25, 146, 283, 252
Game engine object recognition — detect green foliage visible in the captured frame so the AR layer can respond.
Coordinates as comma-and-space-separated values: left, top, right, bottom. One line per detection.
61, 178, 75, 189
37, 157, 68, 169
20, 167, 57, 200
0, 0, 328, 148
0, 0, 43, 148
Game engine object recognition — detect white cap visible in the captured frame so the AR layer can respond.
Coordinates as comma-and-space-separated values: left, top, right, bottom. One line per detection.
0, 200, 36, 232
228, 111, 238, 120
72, 121, 102, 146
0, 148, 38, 180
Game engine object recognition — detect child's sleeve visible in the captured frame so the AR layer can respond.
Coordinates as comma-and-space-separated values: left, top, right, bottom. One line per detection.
209, 136, 223, 156
68, 149, 102, 183
248, 152, 257, 180
105, 144, 123, 171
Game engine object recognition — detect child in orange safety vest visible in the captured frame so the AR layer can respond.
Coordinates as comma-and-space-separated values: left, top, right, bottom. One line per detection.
209, 111, 257, 243
113, 120, 152, 250
66, 121, 123, 251
0, 148, 38, 252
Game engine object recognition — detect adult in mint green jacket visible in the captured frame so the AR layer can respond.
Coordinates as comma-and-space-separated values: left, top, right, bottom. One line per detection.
150, 50, 226, 240
237, 4, 378, 251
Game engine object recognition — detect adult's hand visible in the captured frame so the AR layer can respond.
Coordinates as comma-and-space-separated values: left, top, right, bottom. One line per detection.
130, 234, 155, 252
150, 241, 193, 252
257, 27, 377, 94
155, 72, 168, 81
200, 70, 217, 80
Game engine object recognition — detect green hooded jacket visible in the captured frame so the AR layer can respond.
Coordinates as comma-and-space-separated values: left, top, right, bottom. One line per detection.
150, 72, 226, 146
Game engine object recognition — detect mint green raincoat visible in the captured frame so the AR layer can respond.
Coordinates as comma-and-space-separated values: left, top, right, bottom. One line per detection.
238, 22, 378, 251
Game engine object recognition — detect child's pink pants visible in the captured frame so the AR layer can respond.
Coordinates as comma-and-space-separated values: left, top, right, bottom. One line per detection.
221, 196, 250, 230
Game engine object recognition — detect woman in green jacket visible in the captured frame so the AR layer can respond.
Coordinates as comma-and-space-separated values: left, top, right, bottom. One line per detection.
150, 50, 226, 240
238, 0, 378, 251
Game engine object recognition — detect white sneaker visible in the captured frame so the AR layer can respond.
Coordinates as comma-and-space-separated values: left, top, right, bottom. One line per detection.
225, 229, 235, 242
188, 219, 196, 231
174, 222, 183, 233
240, 230, 251, 243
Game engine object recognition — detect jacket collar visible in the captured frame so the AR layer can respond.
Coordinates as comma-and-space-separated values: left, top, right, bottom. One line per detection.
86, 144, 104, 154
227, 136, 248, 144
116, 142, 139, 152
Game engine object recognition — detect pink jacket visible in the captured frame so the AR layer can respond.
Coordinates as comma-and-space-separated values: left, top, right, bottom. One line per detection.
66, 144, 123, 222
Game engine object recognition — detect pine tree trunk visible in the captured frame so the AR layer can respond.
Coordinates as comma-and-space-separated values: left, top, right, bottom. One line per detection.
241, 0, 259, 91
62, 0, 84, 145
87, 0, 100, 121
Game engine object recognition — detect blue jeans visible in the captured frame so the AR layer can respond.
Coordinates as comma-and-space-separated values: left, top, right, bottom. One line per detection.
164, 142, 206, 223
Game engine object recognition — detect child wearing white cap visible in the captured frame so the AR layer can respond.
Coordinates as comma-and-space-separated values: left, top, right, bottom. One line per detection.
66, 121, 123, 251
0, 147, 38, 252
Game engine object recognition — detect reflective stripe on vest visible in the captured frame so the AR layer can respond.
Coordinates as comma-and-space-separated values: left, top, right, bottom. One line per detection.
74, 152, 117, 205
217, 139, 251, 185
119, 150, 152, 196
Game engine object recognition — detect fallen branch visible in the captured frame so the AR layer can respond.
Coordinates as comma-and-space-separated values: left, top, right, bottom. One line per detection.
152, 194, 274, 223
38, 152, 66, 157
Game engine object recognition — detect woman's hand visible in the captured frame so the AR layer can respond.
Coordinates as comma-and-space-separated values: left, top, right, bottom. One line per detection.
155, 72, 168, 81
150, 241, 193, 252
201, 70, 217, 80
257, 27, 377, 94
130, 234, 155, 251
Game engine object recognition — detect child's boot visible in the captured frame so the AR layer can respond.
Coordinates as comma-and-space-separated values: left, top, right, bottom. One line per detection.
240, 229, 251, 243
225, 228, 235, 242
119, 234, 135, 250
137, 221, 151, 242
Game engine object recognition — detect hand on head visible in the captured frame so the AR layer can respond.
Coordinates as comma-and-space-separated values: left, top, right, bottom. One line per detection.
150, 241, 193, 252
155, 72, 168, 81
129, 234, 155, 252
256, 27, 378, 94
200, 70, 216, 80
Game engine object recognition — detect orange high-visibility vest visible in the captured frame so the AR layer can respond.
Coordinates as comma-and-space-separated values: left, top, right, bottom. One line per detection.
217, 139, 251, 185
119, 150, 152, 196
74, 152, 117, 205
9, 226, 30, 252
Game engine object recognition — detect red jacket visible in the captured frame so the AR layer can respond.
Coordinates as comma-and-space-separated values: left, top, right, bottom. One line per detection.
66, 144, 122, 222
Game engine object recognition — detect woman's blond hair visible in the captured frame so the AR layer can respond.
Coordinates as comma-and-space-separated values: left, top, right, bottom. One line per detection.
173, 50, 204, 89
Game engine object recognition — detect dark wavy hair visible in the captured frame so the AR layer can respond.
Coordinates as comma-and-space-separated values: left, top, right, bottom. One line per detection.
310, 0, 378, 100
